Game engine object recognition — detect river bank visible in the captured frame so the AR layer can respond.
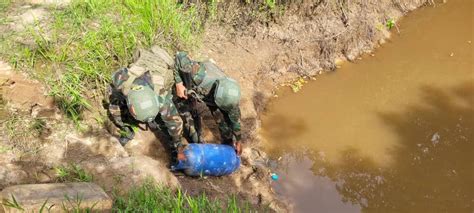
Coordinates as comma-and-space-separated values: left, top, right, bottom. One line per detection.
0, 0, 430, 211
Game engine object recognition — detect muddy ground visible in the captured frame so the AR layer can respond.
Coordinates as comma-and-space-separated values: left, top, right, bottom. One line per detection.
0, 0, 430, 211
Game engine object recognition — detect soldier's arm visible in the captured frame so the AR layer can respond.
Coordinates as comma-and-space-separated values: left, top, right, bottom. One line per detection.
107, 85, 127, 129
173, 61, 183, 84
159, 93, 184, 146
173, 58, 189, 99
224, 106, 242, 142
173, 51, 194, 86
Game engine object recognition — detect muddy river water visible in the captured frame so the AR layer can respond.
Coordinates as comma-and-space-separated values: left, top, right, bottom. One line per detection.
261, 0, 473, 212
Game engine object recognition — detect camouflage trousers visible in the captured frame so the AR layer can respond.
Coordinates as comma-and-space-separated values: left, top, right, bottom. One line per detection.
174, 99, 235, 145
173, 98, 201, 144
208, 105, 235, 145
157, 92, 186, 149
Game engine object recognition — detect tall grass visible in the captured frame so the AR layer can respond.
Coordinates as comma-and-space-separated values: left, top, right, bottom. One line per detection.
4, 114, 47, 153
9, 0, 201, 122
1, 0, 285, 124
113, 181, 254, 212
55, 164, 93, 182
0, 0, 11, 12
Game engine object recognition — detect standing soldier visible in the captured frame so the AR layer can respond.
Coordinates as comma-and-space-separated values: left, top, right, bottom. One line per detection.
107, 47, 191, 163
173, 52, 242, 155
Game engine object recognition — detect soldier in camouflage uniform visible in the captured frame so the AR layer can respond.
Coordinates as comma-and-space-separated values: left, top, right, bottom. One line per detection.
173, 52, 242, 155
107, 47, 190, 162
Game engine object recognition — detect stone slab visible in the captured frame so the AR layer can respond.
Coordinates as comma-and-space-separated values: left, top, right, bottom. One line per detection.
0, 183, 112, 212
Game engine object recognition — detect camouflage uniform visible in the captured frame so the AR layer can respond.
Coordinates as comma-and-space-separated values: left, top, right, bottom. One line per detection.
174, 54, 242, 145
108, 69, 185, 151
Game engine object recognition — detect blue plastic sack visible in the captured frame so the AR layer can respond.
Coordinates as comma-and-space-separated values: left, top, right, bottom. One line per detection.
171, 143, 241, 176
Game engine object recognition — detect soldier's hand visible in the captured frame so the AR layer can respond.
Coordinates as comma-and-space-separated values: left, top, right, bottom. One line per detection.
234, 141, 242, 156
177, 145, 187, 161
176, 83, 187, 99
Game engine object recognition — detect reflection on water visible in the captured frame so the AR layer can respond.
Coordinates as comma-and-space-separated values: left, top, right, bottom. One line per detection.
261, 0, 473, 212
271, 82, 474, 212
307, 82, 474, 212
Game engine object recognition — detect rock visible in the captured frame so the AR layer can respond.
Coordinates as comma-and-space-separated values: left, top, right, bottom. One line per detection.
30, 104, 60, 119
0, 164, 29, 188
0, 61, 55, 111
34, 171, 53, 183
29, 0, 71, 8
17, 8, 47, 25
0, 61, 12, 73
65, 134, 129, 160
37, 142, 67, 166
124, 130, 169, 162
12, 8, 48, 31
0, 183, 112, 212
81, 156, 180, 193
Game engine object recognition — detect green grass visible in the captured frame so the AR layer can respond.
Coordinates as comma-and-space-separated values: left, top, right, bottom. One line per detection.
1, 195, 24, 211
1, 195, 96, 212
386, 18, 395, 29
4, 0, 202, 123
3, 114, 47, 153
55, 164, 93, 182
1, 181, 260, 212
0, 0, 11, 13
0, 0, 286, 125
264, 0, 276, 9
113, 181, 256, 212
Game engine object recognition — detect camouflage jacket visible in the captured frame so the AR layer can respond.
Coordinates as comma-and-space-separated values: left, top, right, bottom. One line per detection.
174, 55, 241, 142
108, 68, 183, 144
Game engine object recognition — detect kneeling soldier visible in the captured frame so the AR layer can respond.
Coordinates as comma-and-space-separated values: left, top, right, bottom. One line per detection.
107, 47, 189, 163
173, 52, 243, 155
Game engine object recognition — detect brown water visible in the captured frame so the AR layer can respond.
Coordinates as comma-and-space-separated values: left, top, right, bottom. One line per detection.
261, 1, 473, 212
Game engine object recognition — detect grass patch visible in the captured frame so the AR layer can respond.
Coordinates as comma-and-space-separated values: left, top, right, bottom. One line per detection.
3, 114, 48, 153
5, 0, 202, 123
55, 164, 93, 182
113, 181, 257, 212
1, 181, 261, 212
0, 0, 11, 13
1, 0, 288, 125
1, 195, 97, 212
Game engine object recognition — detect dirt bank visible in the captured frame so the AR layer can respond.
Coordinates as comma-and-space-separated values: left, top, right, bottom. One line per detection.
0, 0, 431, 211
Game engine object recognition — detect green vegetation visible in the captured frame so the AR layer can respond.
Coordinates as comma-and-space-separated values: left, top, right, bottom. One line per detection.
3, 114, 47, 153
113, 181, 255, 212
1, 195, 96, 212
0, 0, 11, 13
62, 194, 97, 212
4, 0, 202, 122
289, 77, 307, 93
1, 181, 259, 212
386, 18, 395, 29
55, 164, 93, 182
0, 0, 286, 124
1, 195, 24, 211
264, 0, 276, 9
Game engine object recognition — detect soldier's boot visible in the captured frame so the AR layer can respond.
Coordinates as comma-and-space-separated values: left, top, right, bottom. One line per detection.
119, 126, 135, 146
